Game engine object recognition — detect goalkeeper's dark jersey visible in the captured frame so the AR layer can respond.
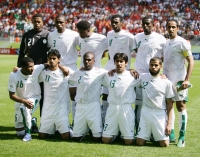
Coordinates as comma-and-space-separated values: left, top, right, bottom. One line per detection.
17, 29, 49, 67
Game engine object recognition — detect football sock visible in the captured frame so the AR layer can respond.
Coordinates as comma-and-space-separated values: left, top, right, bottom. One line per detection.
169, 108, 175, 140
178, 109, 187, 141
20, 105, 32, 134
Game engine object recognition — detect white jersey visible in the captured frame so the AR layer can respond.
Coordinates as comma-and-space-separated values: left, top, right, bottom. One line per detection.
69, 68, 107, 104
105, 30, 135, 70
140, 73, 174, 110
79, 33, 108, 68
39, 68, 72, 117
163, 36, 192, 84
47, 29, 79, 66
134, 32, 166, 74
102, 70, 140, 105
8, 65, 44, 99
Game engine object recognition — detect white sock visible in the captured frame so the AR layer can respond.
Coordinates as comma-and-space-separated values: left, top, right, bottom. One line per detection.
16, 130, 25, 136
72, 101, 76, 121
20, 105, 32, 133
102, 100, 109, 123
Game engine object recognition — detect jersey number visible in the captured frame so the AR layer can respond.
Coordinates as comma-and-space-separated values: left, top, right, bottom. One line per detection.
28, 38, 35, 46
110, 80, 116, 88
45, 75, 50, 82
53, 40, 56, 47
17, 80, 23, 88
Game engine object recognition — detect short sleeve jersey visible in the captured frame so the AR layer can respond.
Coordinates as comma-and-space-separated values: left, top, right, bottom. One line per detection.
47, 29, 79, 66
39, 68, 72, 117
8, 65, 44, 99
79, 33, 108, 68
105, 30, 135, 70
140, 73, 174, 110
163, 36, 192, 84
69, 68, 107, 104
134, 32, 166, 74
102, 70, 140, 105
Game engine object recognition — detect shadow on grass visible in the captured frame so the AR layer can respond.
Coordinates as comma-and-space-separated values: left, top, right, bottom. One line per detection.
0, 126, 15, 132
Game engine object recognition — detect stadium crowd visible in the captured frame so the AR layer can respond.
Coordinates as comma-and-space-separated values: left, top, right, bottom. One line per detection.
0, 0, 200, 41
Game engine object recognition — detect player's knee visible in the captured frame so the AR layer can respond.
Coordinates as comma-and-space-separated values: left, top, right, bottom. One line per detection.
176, 101, 186, 112
159, 141, 169, 147
102, 137, 111, 144
136, 138, 145, 146
61, 132, 70, 141
16, 130, 25, 136
38, 132, 47, 139
73, 137, 82, 141
124, 139, 133, 145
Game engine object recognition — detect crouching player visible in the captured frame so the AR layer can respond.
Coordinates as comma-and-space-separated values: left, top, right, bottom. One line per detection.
8, 57, 47, 141
136, 57, 174, 147
38, 49, 73, 140
102, 53, 140, 145
69, 52, 107, 142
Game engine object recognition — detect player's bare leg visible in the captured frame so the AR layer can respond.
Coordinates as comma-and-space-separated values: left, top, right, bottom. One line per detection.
136, 138, 146, 146
159, 140, 169, 147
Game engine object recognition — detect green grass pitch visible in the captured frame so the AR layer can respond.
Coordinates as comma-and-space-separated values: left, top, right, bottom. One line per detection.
0, 55, 200, 157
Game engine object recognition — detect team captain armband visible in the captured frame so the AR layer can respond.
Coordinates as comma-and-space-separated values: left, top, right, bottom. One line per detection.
183, 50, 192, 57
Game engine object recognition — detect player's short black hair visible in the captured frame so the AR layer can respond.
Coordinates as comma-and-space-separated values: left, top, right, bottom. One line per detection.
166, 19, 179, 28
76, 20, 91, 30
83, 52, 95, 59
21, 57, 34, 67
113, 53, 128, 63
47, 49, 61, 58
142, 16, 153, 23
150, 57, 162, 65
55, 14, 66, 22
32, 13, 43, 20
111, 14, 123, 22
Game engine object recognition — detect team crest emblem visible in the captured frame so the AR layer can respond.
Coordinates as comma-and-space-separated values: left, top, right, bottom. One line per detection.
43, 39, 47, 44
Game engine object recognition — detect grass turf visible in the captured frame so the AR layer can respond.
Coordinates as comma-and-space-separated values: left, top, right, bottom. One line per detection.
0, 55, 200, 157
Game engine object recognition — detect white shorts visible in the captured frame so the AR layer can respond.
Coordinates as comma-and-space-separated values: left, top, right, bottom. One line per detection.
172, 87, 188, 102
135, 86, 142, 105
14, 96, 41, 129
73, 102, 102, 137
136, 106, 169, 141
103, 104, 135, 139
39, 116, 70, 134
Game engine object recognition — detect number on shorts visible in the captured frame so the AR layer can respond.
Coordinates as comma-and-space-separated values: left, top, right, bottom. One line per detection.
53, 40, 56, 47
103, 124, 108, 131
135, 127, 141, 136
15, 114, 17, 122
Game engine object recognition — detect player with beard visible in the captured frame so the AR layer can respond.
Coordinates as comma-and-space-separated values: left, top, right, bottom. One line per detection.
136, 57, 174, 147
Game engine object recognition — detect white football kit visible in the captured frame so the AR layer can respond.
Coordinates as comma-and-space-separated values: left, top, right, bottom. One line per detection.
39, 67, 72, 134
79, 33, 108, 68
48, 29, 79, 70
136, 73, 174, 141
8, 65, 44, 128
102, 71, 140, 139
105, 30, 135, 71
69, 68, 107, 137
163, 36, 192, 101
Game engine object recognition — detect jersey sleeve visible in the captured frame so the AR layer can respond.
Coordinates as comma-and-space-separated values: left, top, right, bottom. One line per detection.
8, 73, 17, 93
129, 33, 136, 52
102, 74, 109, 87
17, 34, 26, 67
38, 70, 45, 83
165, 81, 175, 99
181, 39, 192, 57
68, 70, 80, 85
34, 64, 45, 79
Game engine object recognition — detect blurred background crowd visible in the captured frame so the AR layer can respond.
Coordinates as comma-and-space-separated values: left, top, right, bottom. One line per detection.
0, 0, 200, 43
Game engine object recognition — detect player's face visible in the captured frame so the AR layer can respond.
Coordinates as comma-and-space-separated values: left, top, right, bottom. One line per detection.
55, 17, 66, 33
167, 21, 179, 39
77, 28, 90, 38
48, 55, 60, 68
149, 60, 162, 76
83, 54, 95, 70
32, 17, 43, 32
22, 62, 34, 75
142, 19, 153, 35
114, 57, 127, 74
111, 17, 122, 32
